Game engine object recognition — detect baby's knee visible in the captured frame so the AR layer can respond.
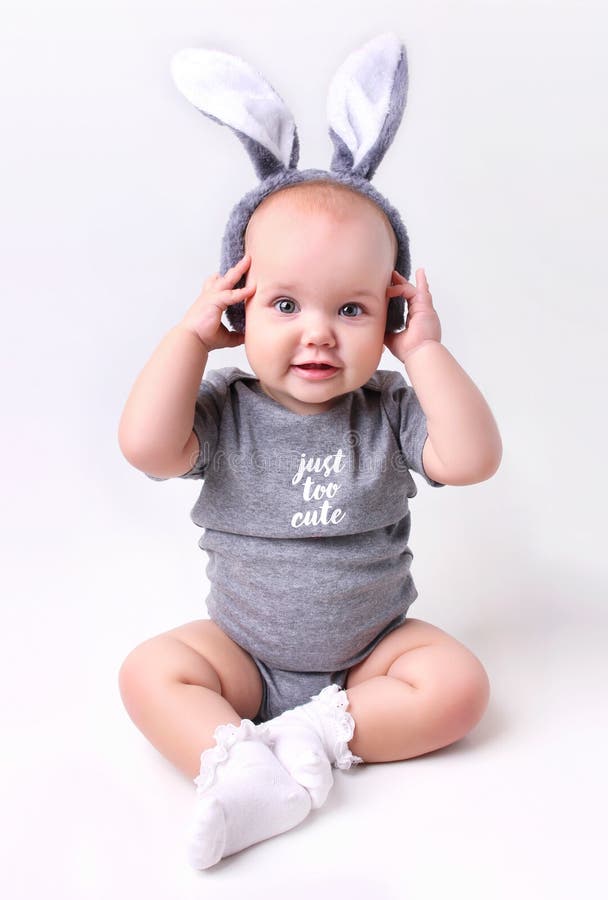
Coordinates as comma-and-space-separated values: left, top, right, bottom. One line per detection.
450, 654, 491, 736
118, 632, 222, 712
118, 636, 166, 709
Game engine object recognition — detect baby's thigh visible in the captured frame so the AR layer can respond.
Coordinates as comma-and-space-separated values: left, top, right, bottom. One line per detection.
119, 619, 263, 721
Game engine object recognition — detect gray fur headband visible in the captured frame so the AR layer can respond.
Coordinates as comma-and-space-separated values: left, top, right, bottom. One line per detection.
171, 33, 410, 333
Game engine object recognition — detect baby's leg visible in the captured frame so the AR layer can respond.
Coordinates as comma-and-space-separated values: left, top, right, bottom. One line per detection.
262, 621, 489, 807
119, 619, 311, 869
344, 618, 491, 762
118, 618, 263, 779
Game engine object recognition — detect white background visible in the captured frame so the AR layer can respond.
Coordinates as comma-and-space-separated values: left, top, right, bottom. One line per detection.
1, 1, 607, 897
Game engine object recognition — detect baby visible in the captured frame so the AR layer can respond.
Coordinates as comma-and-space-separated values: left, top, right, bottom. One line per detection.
118, 179, 502, 869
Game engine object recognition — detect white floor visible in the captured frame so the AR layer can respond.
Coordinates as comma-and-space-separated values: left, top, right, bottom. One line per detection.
3, 512, 607, 900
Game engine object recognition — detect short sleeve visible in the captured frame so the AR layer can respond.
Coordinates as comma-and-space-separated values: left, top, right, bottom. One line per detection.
378, 369, 445, 488
144, 368, 232, 482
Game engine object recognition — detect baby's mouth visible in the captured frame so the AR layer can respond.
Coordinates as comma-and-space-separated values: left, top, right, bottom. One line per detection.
290, 362, 341, 380
296, 363, 334, 369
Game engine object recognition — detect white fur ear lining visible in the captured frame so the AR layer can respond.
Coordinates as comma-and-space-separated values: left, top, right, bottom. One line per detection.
171, 48, 296, 168
327, 33, 403, 169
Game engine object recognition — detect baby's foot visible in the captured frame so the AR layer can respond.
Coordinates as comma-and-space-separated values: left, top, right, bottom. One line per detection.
266, 716, 334, 809
263, 685, 363, 810
188, 721, 311, 870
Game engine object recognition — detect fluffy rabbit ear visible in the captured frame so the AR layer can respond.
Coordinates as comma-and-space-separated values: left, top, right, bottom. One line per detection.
171, 48, 299, 181
327, 33, 408, 181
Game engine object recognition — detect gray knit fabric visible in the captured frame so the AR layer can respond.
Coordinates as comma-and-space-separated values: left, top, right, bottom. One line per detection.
146, 366, 445, 671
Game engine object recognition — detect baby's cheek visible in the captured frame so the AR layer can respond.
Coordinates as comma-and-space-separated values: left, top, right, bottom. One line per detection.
351, 332, 384, 371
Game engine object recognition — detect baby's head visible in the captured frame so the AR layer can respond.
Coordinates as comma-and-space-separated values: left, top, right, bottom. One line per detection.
171, 35, 412, 414
240, 179, 398, 415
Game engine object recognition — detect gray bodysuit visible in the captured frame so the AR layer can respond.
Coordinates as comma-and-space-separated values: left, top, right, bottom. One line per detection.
147, 366, 444, 721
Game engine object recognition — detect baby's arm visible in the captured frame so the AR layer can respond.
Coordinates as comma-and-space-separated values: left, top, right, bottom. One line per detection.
118, 254, 255, 478
385, 268, 502, 486
404, 340, 502, 486
118, 326, 209, 478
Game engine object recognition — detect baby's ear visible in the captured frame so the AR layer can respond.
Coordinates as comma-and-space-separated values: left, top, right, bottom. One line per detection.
327, 33, 408, 181
171, 48, 300, 180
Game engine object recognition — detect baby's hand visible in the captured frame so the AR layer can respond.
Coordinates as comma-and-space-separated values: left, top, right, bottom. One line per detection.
179, 254, 256, 352
384, 268, 442, 362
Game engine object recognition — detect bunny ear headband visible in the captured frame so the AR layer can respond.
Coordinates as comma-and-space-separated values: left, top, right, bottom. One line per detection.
171, 32, 410, 332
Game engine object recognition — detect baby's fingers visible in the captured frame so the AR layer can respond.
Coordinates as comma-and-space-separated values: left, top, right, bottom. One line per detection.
216, 253, 252, 288
386, 284, 409, 297
202, 254, 251, 292
416, 268, 431, 293
387, 270, 416, 297
215, 284, 256, 309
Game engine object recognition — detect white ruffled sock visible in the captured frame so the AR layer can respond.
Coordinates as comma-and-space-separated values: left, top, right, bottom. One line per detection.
261, 684, 363, 810
187, 719, 311, 870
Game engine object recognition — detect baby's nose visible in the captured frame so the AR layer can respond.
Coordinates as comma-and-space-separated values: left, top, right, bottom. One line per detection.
300, 313, 336, 346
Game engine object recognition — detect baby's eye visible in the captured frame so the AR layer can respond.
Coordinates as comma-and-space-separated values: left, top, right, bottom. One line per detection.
274, 298, 298, 314
339, 302, 363, 318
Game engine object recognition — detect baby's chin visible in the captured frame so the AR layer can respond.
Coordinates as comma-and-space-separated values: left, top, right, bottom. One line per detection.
285, 367, 374, 399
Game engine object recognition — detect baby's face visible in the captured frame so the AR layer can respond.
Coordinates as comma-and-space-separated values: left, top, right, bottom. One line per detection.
242, 195, 395, 415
